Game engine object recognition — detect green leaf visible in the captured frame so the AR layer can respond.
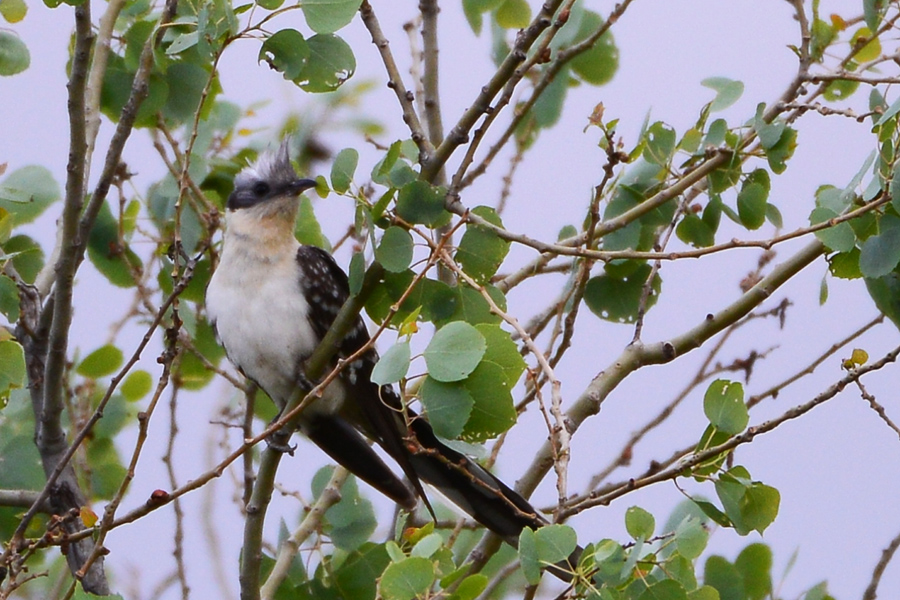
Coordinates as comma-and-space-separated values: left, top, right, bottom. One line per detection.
424, 321, 486, 382
259, 29, 310, 81
859, 214, 900, 278
452, 574, 488, 600
569, 10, 618, 86
0, 30, 28, 75
331, 147, 359, 194
77, 344, 124, 378
420, 377, 474, 439
518, 527, 541, 585
864, 0, 886, 31
703, 556, 744, 600
764, 126, 797, 174
851, 27, 881, 62
803, 581, 830, 600
625, 506, 655, 540
396, 180, 447, 227
301, 0, 362, 34
734, 544, 772, 600
643, 122, 677, 166
702, 77, 744, 112
0, 274, 19, 322
810, 207, 856, 253
0, 340, 25, 402
88, 200, 143, 288
0, 0, 27, 23
296, 195, 329, 248
674, 517, 709, 560
162, 62, 208, 123
379, 556, 435, 600
455, 206, 510, 284
703, 380, 748, 435
865, 273, 900, 331
495, 0, 530, 29
476, 324, 525, 387
829, 248, 862, 279
121, 370, 153, 401
740, 483, 780, 535
591, 539, 627, 586
376, 226, 414, 273
296, 33, 355, 93
535, 524, 577, 564
584, 262, 661, 323
689, 586, 722, 600
638, 580, 688, 600
736, 170, 769, 231
823, 78, 859, 101
0, 165, 60, 224
371, 341, 411, 385
676, 213, 715, 248
2, 235, 44, 283
410, 532, 443, 559
330, 543, 390, 600
460, 361, 516, 442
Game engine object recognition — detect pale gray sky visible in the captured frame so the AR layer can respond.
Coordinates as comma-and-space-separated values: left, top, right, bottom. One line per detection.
2, 1, 898, 598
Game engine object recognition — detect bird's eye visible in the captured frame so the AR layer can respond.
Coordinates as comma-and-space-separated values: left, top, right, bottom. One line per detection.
252, 181, 270, 196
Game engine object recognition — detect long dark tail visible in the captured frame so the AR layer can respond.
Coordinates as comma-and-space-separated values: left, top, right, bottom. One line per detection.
348, 371, 582, 581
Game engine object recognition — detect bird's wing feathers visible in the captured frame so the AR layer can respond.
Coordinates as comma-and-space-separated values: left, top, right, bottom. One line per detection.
294, 245, 434, 514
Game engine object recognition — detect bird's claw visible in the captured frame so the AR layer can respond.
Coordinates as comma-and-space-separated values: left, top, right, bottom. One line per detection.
266, 431, 296, 455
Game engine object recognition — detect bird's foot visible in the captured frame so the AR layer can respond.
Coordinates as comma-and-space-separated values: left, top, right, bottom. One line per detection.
266, 430, 296, 455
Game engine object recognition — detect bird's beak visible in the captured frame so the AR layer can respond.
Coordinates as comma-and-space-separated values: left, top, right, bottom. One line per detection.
289, 178, 318, 195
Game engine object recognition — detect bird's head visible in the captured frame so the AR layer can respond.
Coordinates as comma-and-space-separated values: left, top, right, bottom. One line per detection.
227, 140, 317, 220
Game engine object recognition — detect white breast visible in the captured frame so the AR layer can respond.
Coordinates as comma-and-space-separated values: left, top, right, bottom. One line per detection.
206, 231, 345, 414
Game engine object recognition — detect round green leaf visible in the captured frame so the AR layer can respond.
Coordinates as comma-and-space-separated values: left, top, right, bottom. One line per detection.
625, 506, 655, 541
0, 0, 27, 23
740, 483, 780, 535
376, 226, 414, 273
518, 528, 541, 585
121, 370, 153, 401
637, 580, 688, 600
674, 517, 709, 560
810, 206, 856, 253
330, 147, 359, 194
736, 182, 767, 230
259, 29, 310, 81
420, 376, 474, 439
584, 263, 661, 323
0, 30, 28, 76
535, 524, 577, 564
371, 341, 411, 385
859, 214, 900, 278
495, 0, 530, 28
460, 361, 515, 442
0, 165, 60, 224
569, 11, 619, 86
701, 77, 744, 112
455, 206, 510, 284
642, 121, 677, 166
476, 324, 525, 387
0, 274, 19, 322
301, 0, 362, 34
379, 556, 435, 600
424, 321, 486, 382
0, 339, 25, 401
3, 235, 44, 283
735, 543, 773, 600
704, 556, 744, 600
703, 379, 748, 435
296, 33, 355, 93
162, 62, 208, 123
453, 574, 488, 600
88, 200, 144, 288
396, 180, 447, 227
77, 344, 124, 379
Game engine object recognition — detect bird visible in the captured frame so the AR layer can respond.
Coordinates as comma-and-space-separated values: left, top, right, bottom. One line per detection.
205, 141, 578, 579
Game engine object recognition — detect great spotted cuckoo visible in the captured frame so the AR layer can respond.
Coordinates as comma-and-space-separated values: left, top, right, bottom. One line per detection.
206, 142, 577, 579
